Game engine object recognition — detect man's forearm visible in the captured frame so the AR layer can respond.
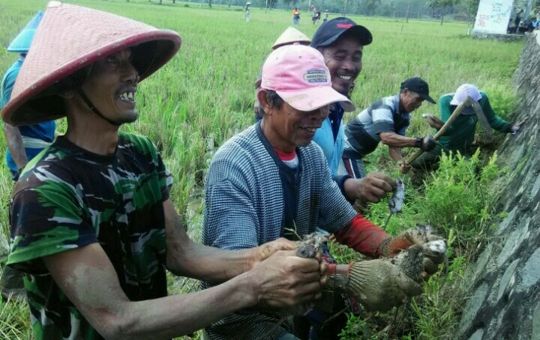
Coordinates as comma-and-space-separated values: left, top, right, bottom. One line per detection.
116, 273, 257, 339
170, 238, 258, 282
379, 132, 416, 148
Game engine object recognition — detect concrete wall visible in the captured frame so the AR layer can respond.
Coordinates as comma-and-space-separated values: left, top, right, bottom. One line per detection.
458, 31, 540, 340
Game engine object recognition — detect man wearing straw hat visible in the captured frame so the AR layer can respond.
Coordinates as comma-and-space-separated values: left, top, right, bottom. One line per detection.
2, 2, 326, 339
203, 44, 443, 340
0, 11, 54, 302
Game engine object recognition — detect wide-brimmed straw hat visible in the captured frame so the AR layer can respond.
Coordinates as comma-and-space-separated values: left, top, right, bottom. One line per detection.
6, 11, 44, 53
271, 27, 311, 50
2, 1, 181, 126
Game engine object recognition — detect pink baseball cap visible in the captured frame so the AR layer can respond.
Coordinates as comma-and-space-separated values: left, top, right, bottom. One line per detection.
450, 84, 482, 106
260, 45, 352, 112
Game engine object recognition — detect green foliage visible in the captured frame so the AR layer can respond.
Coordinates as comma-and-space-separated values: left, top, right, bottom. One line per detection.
421, 150, 501, 244
0, 297, 32, 339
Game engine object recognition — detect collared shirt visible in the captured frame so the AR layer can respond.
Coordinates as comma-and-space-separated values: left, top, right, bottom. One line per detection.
312, 102, 345, 175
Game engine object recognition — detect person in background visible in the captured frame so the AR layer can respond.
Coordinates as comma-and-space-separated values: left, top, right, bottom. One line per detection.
311, 17, 397, 203
245, 2, 251, 22
411, 84, 520, 170
515, 9, 524, 28
3, 3, 324, 339
323, 9, 329, 23
0, 10, 56, 302
342, 77, 437, 178
292, 7, 300, 25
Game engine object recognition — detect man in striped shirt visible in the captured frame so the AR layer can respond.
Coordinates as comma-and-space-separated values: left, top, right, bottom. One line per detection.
342, 77, 437, 178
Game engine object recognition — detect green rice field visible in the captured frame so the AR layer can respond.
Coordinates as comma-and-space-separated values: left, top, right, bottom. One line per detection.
0, 0, 524, 338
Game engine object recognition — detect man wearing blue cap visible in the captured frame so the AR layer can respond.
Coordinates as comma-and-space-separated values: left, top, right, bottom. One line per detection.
1, 11, 56, 182
310, 17, 396, 203
0, 11, 57, 301
342, 77, 437, 177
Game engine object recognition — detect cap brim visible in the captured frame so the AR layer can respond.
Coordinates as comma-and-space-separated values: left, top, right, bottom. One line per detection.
316, 25, 373, 48
276, 87, 351, 112
421, 93, 436, 104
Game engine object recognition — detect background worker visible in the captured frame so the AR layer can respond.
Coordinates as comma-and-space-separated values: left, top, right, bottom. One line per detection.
0, 10, 57, 302
411, 84, 520, 170
342, 77, 437, 177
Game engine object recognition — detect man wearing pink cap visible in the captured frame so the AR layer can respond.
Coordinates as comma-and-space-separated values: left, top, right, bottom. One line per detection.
3, 3, 326, 339
203, 45, 436, 339
411, 84, 519, 169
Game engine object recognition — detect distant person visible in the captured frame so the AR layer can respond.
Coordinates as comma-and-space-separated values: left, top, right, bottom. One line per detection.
529, 17, 539, 31
342, 77, 437, 178
245, 2, 250, 21
411, 84, 520, 170
292, 7, 300, 25
515, 9, 523, 28
311, 5, 318, 24
323, 9, 329, 22
0, 11, 54, 302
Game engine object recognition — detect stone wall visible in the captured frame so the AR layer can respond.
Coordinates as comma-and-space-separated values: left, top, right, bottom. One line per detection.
458, 31, 540, 340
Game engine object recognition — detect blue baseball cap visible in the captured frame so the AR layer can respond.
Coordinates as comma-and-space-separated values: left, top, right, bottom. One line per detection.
311, 17, 372, 48
7, 11, 44, 53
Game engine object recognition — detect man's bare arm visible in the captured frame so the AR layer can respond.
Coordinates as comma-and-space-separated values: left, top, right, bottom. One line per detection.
379, 132, 417, 148
163, 199, 296, 282
43, 243, 322, 339
3, 123, 27, 169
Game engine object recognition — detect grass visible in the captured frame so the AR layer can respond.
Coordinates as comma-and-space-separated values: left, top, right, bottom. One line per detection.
0, 0, 524, 339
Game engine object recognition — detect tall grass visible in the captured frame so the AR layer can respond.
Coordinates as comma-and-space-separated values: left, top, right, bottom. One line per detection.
0, 0, 524, 339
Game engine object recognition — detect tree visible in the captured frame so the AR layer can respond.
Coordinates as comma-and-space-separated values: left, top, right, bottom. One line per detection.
364, 0, 382, 15
428, 0, 460, 24
464, 0, 480, 18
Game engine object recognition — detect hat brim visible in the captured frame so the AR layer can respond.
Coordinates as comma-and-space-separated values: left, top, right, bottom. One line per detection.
3, 31, 181, 126
276, 86, 351, 112
7, 11, 43, 53
316, 25, 373, 48
421, 93, 436, 104
450, 92, 482, 106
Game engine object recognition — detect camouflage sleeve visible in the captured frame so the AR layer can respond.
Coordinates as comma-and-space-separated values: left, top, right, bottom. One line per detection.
7, 180, 98, 274
156, 150, 172, 202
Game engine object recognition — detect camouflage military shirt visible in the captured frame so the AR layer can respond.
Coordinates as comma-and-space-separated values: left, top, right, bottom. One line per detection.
7, 132, 173, 339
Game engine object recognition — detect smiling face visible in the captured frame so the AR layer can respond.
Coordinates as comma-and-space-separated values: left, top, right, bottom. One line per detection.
400, 89, 425, 113
260, 91, 330, 153
320, 34, 363, 96
79, 48, 140, 125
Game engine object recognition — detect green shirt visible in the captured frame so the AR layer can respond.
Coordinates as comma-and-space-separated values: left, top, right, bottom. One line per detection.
7, 132, 172, 339
437, 92, 511, 153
